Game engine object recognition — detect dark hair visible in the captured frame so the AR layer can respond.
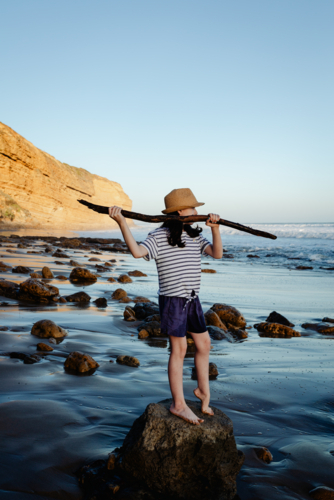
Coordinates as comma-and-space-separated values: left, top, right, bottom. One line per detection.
161, 211, 203, 248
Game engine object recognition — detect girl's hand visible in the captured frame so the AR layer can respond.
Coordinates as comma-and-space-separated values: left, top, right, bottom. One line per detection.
206, 213, 220, 228
108, 206, 125, 224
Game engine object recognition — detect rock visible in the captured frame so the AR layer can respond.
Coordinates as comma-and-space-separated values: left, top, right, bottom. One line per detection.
37, 342, 54, 352
133, 296, 151, 303
42, 266, 54, 279
302, 322, 334, 334
133, 302, 160, 320
201, 268, 217, 273
142, 314, 161, 323
18, 279, 59, 302
30, 272, 42, 278
12, 265, 32, 274
192, 362, 219, 380
69, 260, 81, 267
124, 306, 136, 321
104, 262, 113, 267
119, 296, 131, 303
0, 280, 19, 299
54, 261, 66, 265
254, 322, 301, 337
69, 267, 97, 283
88, 257, 101, 261
138, 329, 150, 339
232, 329, 248, 340
65, 291, 91, 303
58, 297, 67, 303
31, 319, 68, 338
139, 321, 162, 337
128, 270, 147, 277
211, 304, 246, 329
0, 326, 9, 331
112, 288, 127, 300
117, 274, 133, 283
205, 309, 228, 330
296, 266, 313, 270
117, 355, 140, 367
44, 246, 53, 253
55, 275, 68, 280
266, 311, 294, 327
94, 297, 108, 307
0, 261, 12, 271
61, 238, 82, 248
52, 250, 69, 259
207, 326, 234, 341
323, 317, 334, 324
247, 254, 260, 258
9, 352, 40, 364
64, 351, 99, 373
117, 399, 243, 500
254, 446, 273, 463
107, 277, 117, 283
309, 487, 334, 500
223, 253, 234, 258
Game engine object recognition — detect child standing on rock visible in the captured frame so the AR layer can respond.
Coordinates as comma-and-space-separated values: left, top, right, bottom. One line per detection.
109, 188, 223, 425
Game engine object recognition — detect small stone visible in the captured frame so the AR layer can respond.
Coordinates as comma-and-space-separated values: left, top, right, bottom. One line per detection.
64, 351, 99, 373
139, 321, 162, 337
0, 326, 9, 331
247, 254, 260, 258
302, 322, 334, 334
55, 275, 68, 280
70, 267, 97, 283
138, 329, 150, 339
42, 266, 54, 279
207, 326, 234, 341
309, 486, 334, 500
30, 272, 42, 279
124, 306, 136, 321
211, 304, 246, 329
104, 262, 113, 267
232, 329, 248, 340
266, 311, 294, 327
112, 288, 127, 300
192, 362, 219, 380
133, 296, 151, 303
296, 265, 313, 270
133, 302, 160, 320
61, 238, 82, 248
58, 297, 67, 303
107, 277, 117, 283
37, 342, 54, 352
255, 322, 300, 337
254, 447, 273, 463
204, 309, 228, 330
117, 274, 133, 283
88, 257, 101, 261
52, 250, 69, 259
65, 291, 91, 303
94, 297, 108, 307
31, 320, 68, 338
117, 355, 140, 367
201, 268, 217, 273
69, 260, 81, 267
323, 317, 334, 323
12, 266, 32, 274
128, 270, 147, 277
119, 296, 131, 303
107, 453, 117, 470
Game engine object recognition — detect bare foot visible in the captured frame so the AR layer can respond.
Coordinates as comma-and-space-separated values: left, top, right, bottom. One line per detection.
193, 388, 214, 416
169, 403, 204, 425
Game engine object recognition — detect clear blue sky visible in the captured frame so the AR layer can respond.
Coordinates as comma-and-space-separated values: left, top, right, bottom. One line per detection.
1, 0, 333, 222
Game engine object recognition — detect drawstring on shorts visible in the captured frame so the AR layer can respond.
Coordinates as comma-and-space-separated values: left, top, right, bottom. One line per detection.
183, 290, 197, 310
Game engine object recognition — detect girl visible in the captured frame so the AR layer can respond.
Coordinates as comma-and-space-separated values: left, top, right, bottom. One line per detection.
109, 188, 223, 425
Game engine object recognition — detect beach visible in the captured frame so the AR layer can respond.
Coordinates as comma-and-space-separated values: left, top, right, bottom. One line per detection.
0, 223, 333, 500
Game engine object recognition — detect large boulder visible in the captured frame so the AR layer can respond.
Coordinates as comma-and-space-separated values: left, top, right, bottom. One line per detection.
69, 267, 97, 283
18, 279, 59, 303
211, 304, 246, 329
117, 399, 244, 500
31, 319, 68, 338
64, 351, 99, 373
255, 322, 301, 338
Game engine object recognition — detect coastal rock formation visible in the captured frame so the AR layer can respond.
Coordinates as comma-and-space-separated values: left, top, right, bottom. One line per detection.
117, 399, 243, 500
19, 279, 59, 303
302, 322, 334, 335
0, 121, 131, 230
211, 304, 247, 329
69, 267, 97, 283
64, 351, 99, 374
65, 291, 91, 303
112, 288, 127, 300
266, 311, 294, 327
31, 319, 68, 338
255, 322, 301, 338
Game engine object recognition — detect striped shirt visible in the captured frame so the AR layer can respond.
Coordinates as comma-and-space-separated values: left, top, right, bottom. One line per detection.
140, 227, 211, 298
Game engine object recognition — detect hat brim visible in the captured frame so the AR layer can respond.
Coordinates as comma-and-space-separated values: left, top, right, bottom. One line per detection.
161, 202, 205, 214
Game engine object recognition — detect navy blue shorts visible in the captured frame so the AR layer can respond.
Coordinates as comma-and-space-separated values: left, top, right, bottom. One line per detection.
158, 293, 207, 338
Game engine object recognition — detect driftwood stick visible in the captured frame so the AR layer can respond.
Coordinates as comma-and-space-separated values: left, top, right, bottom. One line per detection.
77, 199, 277, 240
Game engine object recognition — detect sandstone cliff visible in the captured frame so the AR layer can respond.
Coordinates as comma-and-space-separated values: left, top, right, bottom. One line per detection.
0, 122, 132, 230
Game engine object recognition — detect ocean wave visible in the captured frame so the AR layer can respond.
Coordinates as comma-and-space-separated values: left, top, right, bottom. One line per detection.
219, 223, 334, 240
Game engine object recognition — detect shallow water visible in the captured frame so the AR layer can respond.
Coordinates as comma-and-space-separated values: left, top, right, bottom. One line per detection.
0, 234, 333, 500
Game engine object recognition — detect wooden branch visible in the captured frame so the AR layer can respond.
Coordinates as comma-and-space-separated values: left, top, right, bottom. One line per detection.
77, 199, 277, 240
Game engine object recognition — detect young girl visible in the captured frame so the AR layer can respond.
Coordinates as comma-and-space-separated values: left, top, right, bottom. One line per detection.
109, 188, 223, 425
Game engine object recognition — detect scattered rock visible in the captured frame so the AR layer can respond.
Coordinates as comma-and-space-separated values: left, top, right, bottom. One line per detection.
254, 447, 273, 463
266, 311, 294, 327
133, 296, 151, 303
309, 486, 334, 500
54, 261, 66, 265
30, 272, 42, 278
31, 319, 68, 338
320, 267, 334, 271
124, 306, 136, 321
104, 262, 113, 267
323, 317, 334, 324
296, 266, 313, 270
119, 296, 131, 303
58, 297, 67, 303
88, 257, 101, 261
301, 322, 334, 334
55, 275, 68, 280
116, 399, 243, 500
37, 342, 54, 352
139, 321, 162, 337
64, 351, 99, 374
12, 265, 32, 274
223, 254, 234, 258
247, 254, 260, 258
94, 297, 108, 307
112, 288, 127, 300
52, 250, 70, 259
65, 291, 91, 303
232, 329, 248, 340
205, 309, 228, 330
128, 270, 147, 277
9, 352, 40, 364
211, 304, 247, 329
0, 261, 12, 271
61, 238, 82, 248
0, 280, 19, 299
138, 329, 150, 339
0, 326, 9, 331
254, 322, 301, 337
69, 267, 97, 283
19, 279, 59, 303
42, 266, 54, 279
117, 274, 133, 283
192, 362, 219, 380
207, 326, 234, 341
107, 277, 117, 283
117, 355, 140, 367
69, 260, 81, 267
133, 302, 159, 320
201, 268, 217, 273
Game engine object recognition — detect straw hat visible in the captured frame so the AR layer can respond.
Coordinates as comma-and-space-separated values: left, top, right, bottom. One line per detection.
162, 188, 205, 214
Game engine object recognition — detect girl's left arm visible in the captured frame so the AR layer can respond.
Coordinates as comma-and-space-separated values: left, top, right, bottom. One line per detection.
204, 213, 223, 259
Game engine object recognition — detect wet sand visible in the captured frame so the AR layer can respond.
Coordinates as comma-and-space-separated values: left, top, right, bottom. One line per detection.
0, 235, 333, 500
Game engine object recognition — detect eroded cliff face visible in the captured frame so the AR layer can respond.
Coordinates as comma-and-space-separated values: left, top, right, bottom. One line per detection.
0, 122, 132, 230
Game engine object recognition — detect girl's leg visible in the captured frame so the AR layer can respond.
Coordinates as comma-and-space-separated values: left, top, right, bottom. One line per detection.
190, 331, 214, 415
168, 335, 204, 425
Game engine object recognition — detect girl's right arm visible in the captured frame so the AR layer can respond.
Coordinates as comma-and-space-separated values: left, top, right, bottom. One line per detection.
108, 206, 148, 259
